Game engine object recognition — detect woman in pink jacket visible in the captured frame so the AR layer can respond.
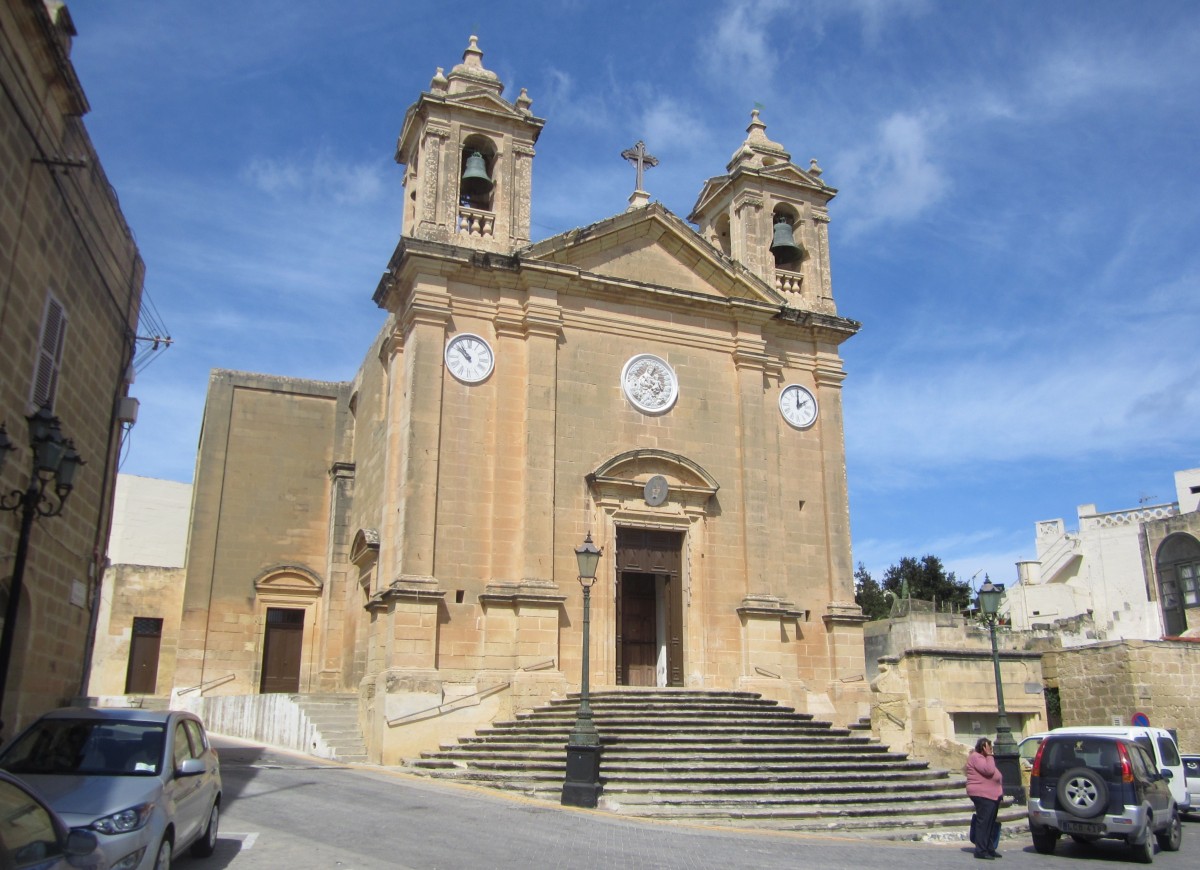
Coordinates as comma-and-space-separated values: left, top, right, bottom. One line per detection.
965, 737, 1004, 859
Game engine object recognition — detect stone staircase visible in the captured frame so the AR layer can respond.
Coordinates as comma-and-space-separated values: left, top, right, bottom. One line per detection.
292, 694, 369, 763
405, 689, 1011, 836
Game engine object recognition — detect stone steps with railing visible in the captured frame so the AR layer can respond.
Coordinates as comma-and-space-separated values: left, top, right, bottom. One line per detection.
402, 689, 1012, 835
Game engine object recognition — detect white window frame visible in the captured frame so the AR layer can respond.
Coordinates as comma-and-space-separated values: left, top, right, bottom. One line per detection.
30, 292, 68, 411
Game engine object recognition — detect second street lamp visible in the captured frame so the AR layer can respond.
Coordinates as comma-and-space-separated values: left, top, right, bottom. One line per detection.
561, 532, 603, 807
977, 579, 1025, 805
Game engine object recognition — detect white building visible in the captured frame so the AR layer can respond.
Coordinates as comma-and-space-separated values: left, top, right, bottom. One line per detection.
1007, 469, 1200, 644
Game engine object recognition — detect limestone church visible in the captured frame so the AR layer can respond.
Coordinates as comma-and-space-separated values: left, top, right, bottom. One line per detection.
93, 37, 870, 764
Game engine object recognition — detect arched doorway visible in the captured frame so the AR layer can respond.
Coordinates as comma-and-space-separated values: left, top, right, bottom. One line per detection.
253, 566, 323, 693
587, 448, 720, 689
1156, 533, 1200, 636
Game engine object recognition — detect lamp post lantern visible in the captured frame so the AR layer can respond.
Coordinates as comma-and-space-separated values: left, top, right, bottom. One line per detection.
977, 579, 1025, 804
0, 408, 84, 715
561, 532, 603, 808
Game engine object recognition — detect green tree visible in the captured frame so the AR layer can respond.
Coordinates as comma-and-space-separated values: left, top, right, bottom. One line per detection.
854, 562, 891, 620
881, 554, 971, 612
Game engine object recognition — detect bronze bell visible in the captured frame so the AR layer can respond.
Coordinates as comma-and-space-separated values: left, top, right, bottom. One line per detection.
460, 151, 493, 196
770, 217, 805, 265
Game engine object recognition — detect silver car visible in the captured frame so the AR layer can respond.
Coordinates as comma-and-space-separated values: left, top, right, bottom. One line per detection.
0, 770, 102, 869
0, 708, 221, 870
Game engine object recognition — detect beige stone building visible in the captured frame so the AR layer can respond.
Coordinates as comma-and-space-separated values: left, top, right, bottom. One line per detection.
0, 0, 144, 733
104, 36, 870, 762
87, 475, 191, 699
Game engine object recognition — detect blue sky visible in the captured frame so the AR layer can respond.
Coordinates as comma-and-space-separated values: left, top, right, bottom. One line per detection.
67, 1, 1199, 588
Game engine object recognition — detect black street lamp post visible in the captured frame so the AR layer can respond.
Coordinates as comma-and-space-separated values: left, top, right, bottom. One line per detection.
561, 532, 603, 808
977, 579, 1026, 805
0, 407, 84, 714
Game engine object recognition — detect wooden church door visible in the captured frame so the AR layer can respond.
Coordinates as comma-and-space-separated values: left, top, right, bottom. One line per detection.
615, 528, 684, 687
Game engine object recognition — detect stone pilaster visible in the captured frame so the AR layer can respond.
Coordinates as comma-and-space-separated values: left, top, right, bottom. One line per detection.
733, 326, 776, 594
521, 290, 562, 582
387, 275, 451, 584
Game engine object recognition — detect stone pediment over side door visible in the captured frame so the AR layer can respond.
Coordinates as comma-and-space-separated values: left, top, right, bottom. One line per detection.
520, 202, 783, 305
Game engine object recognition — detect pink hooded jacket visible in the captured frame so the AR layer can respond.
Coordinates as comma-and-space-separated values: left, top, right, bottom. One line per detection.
965, 750, 1004, 800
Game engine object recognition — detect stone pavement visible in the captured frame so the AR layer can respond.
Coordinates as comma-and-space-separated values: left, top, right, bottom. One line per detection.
202, 736, 1198, 870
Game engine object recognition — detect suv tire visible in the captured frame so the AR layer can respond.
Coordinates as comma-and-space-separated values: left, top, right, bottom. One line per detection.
1130, 833, 1154, 864
1155, 810, 1181, 852
1058, 766, 1109, 819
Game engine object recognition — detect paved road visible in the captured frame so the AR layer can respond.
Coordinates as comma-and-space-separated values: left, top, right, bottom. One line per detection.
174, 736, 1199, 870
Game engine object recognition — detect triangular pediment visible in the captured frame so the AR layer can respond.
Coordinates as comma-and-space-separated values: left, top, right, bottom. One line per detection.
691, 163, 834, 220
441, 89, 530, 120
521, 204, 781, 305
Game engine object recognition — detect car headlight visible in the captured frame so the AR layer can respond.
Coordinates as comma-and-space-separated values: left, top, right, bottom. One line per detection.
90, 802, 155, 834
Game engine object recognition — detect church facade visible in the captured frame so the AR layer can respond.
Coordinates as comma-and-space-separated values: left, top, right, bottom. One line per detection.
120, 37, 869, 762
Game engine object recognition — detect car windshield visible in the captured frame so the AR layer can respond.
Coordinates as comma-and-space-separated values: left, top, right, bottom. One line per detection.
0, 719, 166, 777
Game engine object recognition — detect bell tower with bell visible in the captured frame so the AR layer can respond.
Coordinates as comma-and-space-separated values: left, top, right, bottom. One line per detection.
689, 110, 838, 314
396, 35, 545, 254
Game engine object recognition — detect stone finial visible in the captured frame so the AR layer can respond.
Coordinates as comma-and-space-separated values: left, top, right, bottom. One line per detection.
746, 108, 769, 142
516, 87, 532, 113
461, 34, 484, 69
809, 157, 822, 177
430, 67, 448, 94
727, 107, 791, 171
448, 33, 503, 95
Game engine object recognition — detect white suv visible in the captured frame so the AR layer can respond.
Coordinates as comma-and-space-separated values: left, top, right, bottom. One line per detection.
1049, 727, 1189, 815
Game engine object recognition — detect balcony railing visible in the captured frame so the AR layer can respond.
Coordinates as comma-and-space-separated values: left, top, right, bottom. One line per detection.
775, 269, 802, 295
457, 206, 495, 238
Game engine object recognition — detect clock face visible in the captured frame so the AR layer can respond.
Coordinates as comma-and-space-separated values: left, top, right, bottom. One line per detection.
621, 353, 678, 414
444, 333, 494, 383
779, 384, 818, 429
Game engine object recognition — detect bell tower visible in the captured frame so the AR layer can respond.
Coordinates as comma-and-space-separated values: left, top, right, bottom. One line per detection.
396, 36, 545, 254
690, 110, 838, 314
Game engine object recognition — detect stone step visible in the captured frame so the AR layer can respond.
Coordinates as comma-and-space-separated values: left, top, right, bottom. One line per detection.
452, 736, 886, 751
292, 694, 367, 763
428, 770, 964, 800
402, 688, 971, 833
415, 753, 940, 771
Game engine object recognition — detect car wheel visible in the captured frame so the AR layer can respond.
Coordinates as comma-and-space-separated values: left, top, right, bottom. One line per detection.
1056, 766, 1109, 819
191, 801, 219, 857
1129, 833, 1154, 864
153, 835, 173, 870
1155, 811, 1182, 852
1032, 828, 1059, 855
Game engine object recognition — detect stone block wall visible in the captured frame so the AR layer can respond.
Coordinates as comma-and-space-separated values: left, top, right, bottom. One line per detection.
1044, 638, 1200, 749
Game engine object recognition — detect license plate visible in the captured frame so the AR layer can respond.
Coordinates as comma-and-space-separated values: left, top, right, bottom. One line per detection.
1061, 821, 1103, 835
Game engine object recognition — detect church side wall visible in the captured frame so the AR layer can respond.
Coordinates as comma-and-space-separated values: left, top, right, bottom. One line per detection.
175, 372, 346, 696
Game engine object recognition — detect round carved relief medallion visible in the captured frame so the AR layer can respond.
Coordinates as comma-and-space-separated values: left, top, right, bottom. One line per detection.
644, 475, 669, 506
621, 353, 678, 414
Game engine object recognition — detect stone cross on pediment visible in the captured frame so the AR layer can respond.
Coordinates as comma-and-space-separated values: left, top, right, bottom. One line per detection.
621, 140, 658, 209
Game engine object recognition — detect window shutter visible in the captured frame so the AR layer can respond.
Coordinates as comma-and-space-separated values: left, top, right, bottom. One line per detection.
31, 294, 68, 411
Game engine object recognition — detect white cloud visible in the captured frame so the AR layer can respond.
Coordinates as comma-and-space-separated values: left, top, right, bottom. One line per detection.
836, 110, 950, 235
640, 97, 712, 156
242, 148, 386, 206
846, 310, 1200, 478
700, 0, 790, 86
537, 66, 614, 132
824, 0, 933, 46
